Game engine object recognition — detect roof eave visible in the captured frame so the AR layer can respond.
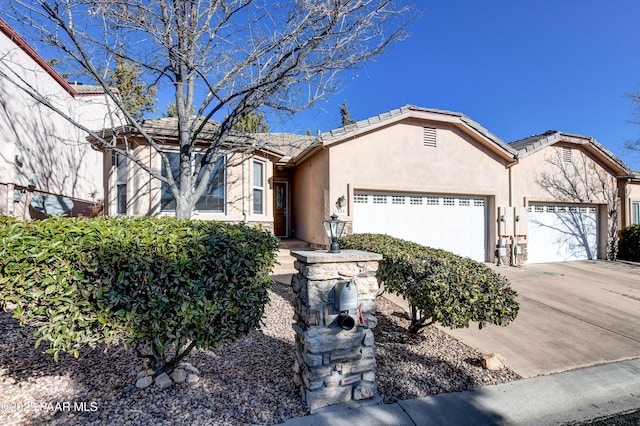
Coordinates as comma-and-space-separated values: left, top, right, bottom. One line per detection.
314, 104, 515, 163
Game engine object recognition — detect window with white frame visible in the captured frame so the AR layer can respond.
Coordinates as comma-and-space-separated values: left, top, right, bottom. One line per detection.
115, 153, 128, 215
116, 184, 127, 215
633, 201, 640, 225
253, 160, 265, 215
160, 152, 225, 212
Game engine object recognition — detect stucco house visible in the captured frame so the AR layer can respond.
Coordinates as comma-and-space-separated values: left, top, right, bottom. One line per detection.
275, 105, 640, 264
102, 104, 640, 265
97, 117, 316, 231
0, 19, 119, 220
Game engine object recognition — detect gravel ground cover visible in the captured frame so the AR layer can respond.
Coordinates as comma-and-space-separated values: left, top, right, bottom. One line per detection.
1, 281, 519, 425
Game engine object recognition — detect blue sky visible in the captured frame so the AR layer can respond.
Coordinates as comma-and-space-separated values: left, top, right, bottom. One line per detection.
280, 1, 640, 170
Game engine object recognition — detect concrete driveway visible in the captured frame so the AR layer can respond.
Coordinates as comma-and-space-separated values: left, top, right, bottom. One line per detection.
440, 261, 640, 378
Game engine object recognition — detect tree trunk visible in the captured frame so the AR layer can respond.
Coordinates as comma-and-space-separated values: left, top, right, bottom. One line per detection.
174, 194, 193, 219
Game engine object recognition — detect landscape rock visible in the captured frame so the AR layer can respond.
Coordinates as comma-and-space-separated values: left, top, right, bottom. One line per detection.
170, 368, 187, 383
154, 372, 173, 390
186, 373, 200, 385
178, 362, 200, 375
481, 353, 507, 371
135, 376, 153, 389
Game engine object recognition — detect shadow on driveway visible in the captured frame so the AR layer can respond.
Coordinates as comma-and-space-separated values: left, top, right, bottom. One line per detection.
441, 260, 640, 377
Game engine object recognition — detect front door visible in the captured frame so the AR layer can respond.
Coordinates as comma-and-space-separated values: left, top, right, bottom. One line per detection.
274, 181, 288, 237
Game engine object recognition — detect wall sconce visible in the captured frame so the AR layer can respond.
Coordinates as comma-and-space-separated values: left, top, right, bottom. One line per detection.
500, 215, 506, 222
515, 215, 520, 222
15, 154, 24, 167
323, 213, 347, 253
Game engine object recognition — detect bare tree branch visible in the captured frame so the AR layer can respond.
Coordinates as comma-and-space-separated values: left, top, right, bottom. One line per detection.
537, 148, 621, 260
2, 0, 415, 218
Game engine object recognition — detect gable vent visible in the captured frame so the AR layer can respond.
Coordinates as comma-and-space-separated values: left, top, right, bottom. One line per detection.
562, 147, 572, 163
423, 127, 437, 147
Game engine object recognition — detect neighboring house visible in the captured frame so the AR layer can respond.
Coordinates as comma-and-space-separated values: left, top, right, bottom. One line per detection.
0, 19, 119, 219
96, 104, 638, 265
274, 105, 640, 265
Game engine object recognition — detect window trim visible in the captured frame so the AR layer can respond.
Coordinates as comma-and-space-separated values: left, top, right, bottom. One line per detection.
252, 159, 265, 215
114, 153, 128, 215
160, 151, 226, 214
632, 201, 640, 225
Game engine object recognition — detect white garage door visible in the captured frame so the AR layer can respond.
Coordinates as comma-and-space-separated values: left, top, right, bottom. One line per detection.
352, 192, 487, 262
527, 204, 598, 264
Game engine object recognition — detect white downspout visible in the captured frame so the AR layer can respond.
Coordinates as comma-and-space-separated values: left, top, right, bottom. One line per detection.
506, 157, 519, 266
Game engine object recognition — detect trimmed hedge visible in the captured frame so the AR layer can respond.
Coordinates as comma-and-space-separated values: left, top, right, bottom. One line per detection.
340, 233, 519, 333
618, 224, 640, 261
0, 216, 280, 372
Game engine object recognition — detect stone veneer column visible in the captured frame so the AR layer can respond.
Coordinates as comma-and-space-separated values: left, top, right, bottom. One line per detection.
290, 249, 383, 413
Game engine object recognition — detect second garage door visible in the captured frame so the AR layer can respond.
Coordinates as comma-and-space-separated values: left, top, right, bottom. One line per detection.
352, 192, 487, 262
527, 203, 598, 264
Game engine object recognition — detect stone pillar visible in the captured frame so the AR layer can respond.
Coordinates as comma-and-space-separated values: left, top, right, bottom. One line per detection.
290, 249, 382, 413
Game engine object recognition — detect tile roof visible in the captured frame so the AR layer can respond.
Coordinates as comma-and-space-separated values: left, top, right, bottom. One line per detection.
509, 130, 630, 174
125, 117, 318, 158
319, 104, 517, 156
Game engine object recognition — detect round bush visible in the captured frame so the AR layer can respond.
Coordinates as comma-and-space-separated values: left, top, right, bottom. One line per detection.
0, 216, 280, 370
618, 224, 640, 261
340, 233, 519, 333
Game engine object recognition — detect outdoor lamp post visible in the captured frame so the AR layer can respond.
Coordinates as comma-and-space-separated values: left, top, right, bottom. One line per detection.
323, 213, 347, 253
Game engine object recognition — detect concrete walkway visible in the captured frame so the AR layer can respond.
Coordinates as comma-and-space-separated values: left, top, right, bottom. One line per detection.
278, 358, 640, 425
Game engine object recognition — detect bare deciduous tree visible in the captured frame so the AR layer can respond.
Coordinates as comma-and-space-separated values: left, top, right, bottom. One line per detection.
537, 148, 621, 260
1, 0, 414, 218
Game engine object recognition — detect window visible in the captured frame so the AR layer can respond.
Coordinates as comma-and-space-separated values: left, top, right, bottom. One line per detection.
426, 197, 439, 206
459, 198, 470, 207
633, 202, 640, 225
373, 195, 387, 204
392, 195, 405, 204
354, 194, 368, 203
410, 196, 422, 205
115, 154, 128, 215
161, 152, 225, 212
116, 184, 127, 215
562, 147, 572, 163
253, 160, 265, 215
443, 197, 455, 206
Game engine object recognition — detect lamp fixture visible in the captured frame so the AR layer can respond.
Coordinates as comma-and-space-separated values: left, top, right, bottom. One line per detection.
323, 213, 347, 253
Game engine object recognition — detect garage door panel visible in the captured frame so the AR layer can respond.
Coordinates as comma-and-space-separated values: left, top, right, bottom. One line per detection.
527, 204, 597, 264
353, 193, 487, 262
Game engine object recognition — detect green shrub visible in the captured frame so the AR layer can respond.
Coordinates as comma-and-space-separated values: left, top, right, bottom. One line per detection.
0, 216, 280, 373
340, 233, 519, 333
618, 224, 640, 261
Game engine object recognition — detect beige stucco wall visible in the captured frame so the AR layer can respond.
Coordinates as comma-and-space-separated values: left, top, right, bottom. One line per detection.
294, 119, 513, 253
510, 144, 617, 207
625, 179, 640, 226
291, 148, 330, 243
0, 27, 118, 219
